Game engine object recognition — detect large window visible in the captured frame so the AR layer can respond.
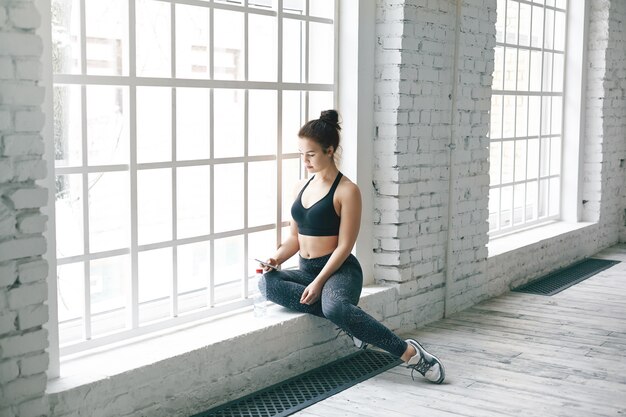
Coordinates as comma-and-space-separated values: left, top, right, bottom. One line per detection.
51, 0, 336, 355
489, 0, 567, 236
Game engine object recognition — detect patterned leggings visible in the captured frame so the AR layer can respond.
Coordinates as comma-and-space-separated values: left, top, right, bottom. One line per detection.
259, 253, 408, 358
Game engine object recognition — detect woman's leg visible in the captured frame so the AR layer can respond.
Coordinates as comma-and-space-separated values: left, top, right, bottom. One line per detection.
259, 268, 324, 317
319, 256, 409, 358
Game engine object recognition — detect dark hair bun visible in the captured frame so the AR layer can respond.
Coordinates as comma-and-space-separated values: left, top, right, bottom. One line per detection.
319, 110, 341, 131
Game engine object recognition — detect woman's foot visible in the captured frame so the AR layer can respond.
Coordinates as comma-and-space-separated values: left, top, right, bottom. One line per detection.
404, 338, 445, 384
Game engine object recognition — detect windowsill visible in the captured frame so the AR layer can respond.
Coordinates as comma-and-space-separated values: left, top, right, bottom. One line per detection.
487, 220, 597, 258
46, 283, 394, 395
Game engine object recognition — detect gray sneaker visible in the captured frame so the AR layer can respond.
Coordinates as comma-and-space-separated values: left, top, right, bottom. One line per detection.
405, 338, 445, 384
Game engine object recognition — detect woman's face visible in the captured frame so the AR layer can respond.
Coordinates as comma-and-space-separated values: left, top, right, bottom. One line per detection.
298, 137, 333, 173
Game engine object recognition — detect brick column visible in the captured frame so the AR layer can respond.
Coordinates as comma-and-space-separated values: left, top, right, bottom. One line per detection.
0, 1, 50, 416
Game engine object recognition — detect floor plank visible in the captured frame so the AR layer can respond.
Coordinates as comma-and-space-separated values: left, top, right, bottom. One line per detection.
291, 244, 626, 417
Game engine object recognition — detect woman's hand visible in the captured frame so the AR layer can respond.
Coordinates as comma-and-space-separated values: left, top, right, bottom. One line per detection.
300, 280, 324, 305
261, 258, 278, 272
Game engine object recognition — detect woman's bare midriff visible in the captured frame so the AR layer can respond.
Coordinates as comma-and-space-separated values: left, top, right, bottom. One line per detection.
298, 234, 339, 259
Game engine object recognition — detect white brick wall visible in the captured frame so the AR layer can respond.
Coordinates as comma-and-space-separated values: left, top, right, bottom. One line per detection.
0, 1, 49, 417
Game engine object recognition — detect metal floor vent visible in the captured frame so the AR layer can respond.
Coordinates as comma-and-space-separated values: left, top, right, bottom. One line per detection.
513, 258, 619, 296
191, 350, 402, 417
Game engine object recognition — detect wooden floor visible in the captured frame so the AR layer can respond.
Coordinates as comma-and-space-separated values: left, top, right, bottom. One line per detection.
293, 244, 626, 417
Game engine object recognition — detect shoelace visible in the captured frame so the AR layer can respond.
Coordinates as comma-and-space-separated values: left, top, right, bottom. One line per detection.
408, 354, 432, 381
333, 327, 367, 348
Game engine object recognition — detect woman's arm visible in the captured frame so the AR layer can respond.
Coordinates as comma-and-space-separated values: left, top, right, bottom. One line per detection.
300, 181, 362, 304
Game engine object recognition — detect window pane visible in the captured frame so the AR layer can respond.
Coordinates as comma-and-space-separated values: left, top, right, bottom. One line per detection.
489, 142, 502, 186
495, 0, 505, 43
538, 178, 549, 217
552, 53, 564, 93
249, 0, 276, 11
136, 0, 171, 77
177, 165, 210, 239
85, 0, 128, 75
529, 51, 542, 92
490, 94, 503, 139
309, 22, 334, 84
137, 87, 171, 163
248, 90, 277, 156
488, 187, 500, 231
542, 52, 553, 92
214, 89, 244, 158
248, 161, 277, 227
282, 90, 306, 154
283, 0, 304, 14
138, 247, 172, 324
515, 96, 528, 137
549, 177, 560, 216
88, 171, 130, 253
249, 14, 277, 82
516, 49, 529, 91
175, 4, 210, 79
281, 226, 298, 269
501, 141, 514, 184
554, 11, 566, 51
214, 163, 244, 233
493, 46, 504, 91
54, 85, 82, 167
505, 1, 519, 44
86, 85, 129, 166
550, 137, 561, 176
551, 96, 562, 135
90, 255, 129, 337
308, 91, 333, 121
527, 138, 539, 179
177, 241, 210, 314
176, 88, 210, 161
518, 2, 531, 47
282, 157, 302, 220
541, 96, 551, 136
540, 137, 550, 177
214, 235, 243, 304
528, 96, 540, 137
138, 168, 172, 245
248, 229, 276, 280
513, 183, 525, 225
526, 180, 538, 221
531, 5, 544, 48
51, 0, 81, 74
544, 9, 554, 50
502, 95, 515, 138
514, 140, 527, 182
504, 47, 517, 90
309, 0, 334, 19
57, 262, 84, 345
214, 9, 244, 80
56, 174, 84, 258
283, 18, 305, 83
500, 185, 513, 228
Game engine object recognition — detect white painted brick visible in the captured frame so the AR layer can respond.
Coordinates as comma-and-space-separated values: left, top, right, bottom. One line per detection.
2, 134, 45, 156
0, 157, 12, 182
0, 237, 46, 263
16, 303, 48, 330
0, 57, 13, 79
0, 408, 16, 417
17, 259, 47, 284
0, 359, 19, 384
0, 209, 15, 235
14, 158, 47, 181
15, 60, 41, 81
0, 311, 16, 336
17, 396, 48, 417
0, 84, 45, 106
0, 328, 47, 358
16, 213, 47, 234
8, 282, 47, 310
0, 262, 17, 287
4, 186, 47, 209
9, 3, 41, 30
1, 374, 47, 403
14, 111, 45, 133
19, 352, 48, 377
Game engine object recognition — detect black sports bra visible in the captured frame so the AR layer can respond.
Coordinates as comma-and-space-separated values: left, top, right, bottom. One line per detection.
290, 172, 342, 236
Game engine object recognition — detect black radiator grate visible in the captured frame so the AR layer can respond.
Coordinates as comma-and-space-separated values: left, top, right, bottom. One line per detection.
512, 258, 619, 296
191, 350, 402, 417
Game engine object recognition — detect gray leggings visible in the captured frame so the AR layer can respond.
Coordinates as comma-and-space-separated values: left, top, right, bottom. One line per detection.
259, 253, 408, 358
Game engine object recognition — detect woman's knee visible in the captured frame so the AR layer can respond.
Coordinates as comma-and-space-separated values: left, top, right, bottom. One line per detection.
321, 298, 352, 323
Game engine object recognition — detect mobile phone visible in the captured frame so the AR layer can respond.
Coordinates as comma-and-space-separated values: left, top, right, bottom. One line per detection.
253, 258, 277, 270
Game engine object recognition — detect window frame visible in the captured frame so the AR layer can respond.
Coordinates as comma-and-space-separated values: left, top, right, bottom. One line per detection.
42, 0, 352, 376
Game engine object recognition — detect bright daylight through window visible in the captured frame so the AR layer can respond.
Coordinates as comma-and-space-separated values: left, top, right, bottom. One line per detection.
489, 0, 567, 236
51, 0, 336, 355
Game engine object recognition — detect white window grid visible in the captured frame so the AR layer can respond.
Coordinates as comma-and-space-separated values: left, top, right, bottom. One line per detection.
488, 0, 568, 237
51, 0, 337, 356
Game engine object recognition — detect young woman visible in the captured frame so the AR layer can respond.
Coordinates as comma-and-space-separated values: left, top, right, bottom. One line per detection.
259, 110, 445, 384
